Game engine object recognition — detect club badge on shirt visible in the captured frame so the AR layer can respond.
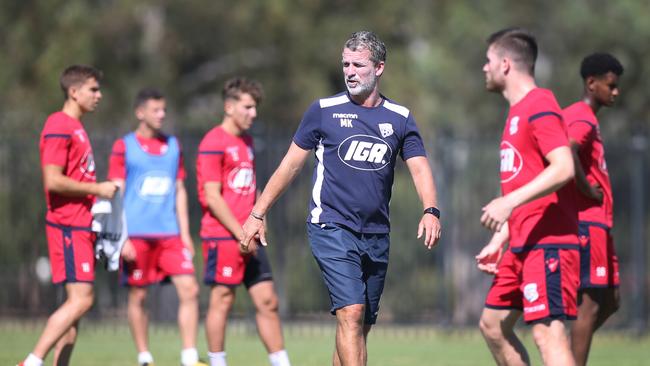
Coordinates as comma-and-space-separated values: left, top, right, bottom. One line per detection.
378, 123, 393, 138
509, 116, 520, 135
523, 283, 539, 302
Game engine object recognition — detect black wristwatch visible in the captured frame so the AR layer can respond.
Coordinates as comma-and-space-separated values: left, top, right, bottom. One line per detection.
423, 207, 441, 219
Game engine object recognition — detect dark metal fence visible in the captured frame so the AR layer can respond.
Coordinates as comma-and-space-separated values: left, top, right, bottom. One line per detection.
0, 129, 647, 329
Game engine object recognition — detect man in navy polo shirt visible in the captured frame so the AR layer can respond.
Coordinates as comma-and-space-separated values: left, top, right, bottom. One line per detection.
241, 30, 441, 366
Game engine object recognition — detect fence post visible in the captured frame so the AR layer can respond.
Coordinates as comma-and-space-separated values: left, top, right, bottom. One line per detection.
629, 135, 647, 334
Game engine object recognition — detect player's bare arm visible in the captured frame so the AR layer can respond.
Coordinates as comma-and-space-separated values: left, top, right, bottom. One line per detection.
256, 189, 269, 241
205, 181, 247, 244
43, 164, 117, 199
476, 222, 509, 274
481, 145, 574, 231
175, 179, 194, 256
570, 140, 604, 203
44, 164, 117, 199
241, 142, 310, 251
405, 156, 441, 249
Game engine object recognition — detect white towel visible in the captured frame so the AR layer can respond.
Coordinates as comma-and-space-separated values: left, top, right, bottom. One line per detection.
91, 189, 127, 271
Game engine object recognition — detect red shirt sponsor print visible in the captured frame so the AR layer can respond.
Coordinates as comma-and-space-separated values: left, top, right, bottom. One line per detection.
39, 112, 97, 226
564, 101, 613, 227
197, 126, 256, 238
500, 88, 578, 251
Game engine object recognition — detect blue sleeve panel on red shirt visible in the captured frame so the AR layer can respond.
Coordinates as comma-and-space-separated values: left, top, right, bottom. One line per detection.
568, 119, 597, 130
528, 111, 562, 123
44, 134, 71, 139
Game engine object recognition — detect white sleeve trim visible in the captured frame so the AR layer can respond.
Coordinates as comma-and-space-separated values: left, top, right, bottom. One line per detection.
383, 100, 410, 118
319, 94, 349, 108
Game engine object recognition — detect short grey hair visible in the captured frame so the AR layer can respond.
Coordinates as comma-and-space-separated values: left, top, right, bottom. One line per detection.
344, 31, 387, 65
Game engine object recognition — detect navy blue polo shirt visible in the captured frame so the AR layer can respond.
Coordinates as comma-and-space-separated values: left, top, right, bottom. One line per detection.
293, 92, 426, 234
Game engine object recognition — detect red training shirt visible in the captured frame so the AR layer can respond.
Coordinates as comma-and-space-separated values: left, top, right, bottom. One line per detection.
39, 111, 97, 226
499, 88, 579, 251
564, 101, 613, 227
196, 126, 256, 238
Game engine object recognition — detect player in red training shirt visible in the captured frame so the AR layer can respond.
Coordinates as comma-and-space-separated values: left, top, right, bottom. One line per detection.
108, 88, 205, 366
476, 28, 579, 366
196, 78, 290, 366
564, 53, 624, 366
20, 65, 117, 366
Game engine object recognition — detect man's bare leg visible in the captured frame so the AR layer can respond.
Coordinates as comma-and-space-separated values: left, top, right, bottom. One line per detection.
31, 283, 94, 364
479, 308, 529, 366
248, 281, 285, 352
571, 287, 620, 366
127, 287, 150, 355
205, 285, 236, 352
332, 304, 365, 366
532, 319, 575, 366
172, 275, 201, 350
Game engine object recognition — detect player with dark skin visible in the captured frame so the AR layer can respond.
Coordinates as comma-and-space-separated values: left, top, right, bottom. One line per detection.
565, 53, 624, 366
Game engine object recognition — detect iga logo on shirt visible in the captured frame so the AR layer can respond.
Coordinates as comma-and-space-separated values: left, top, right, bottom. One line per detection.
500, 141, 523, 183
337, 134, 392, 171
227, 162, 255, 195
80, 149, 96, 179
137, 172, 173, 202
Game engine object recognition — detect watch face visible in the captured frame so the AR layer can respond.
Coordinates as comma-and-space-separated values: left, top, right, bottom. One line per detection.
425, 207, 440, 218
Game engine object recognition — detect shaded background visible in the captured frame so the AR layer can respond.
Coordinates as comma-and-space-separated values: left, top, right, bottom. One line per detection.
0, 0, 647, 330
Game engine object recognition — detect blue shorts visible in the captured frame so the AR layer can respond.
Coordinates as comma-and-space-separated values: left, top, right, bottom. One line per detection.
307, 222, 389, 324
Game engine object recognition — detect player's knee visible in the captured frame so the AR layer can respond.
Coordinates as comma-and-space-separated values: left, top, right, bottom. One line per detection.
531, 322, 560, 349
583, 300, 601, 319
257, 294, 279, 314
178, 280, 200, 302
478, 315, 502, 341
211, 291, 235, 311
531, 328, 552, 350
129, 289, 148, 306
70, 293, 94, 314
336, 305, 365, 328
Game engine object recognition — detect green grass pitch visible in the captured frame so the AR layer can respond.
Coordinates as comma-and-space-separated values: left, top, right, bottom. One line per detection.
2, 320, 648, 365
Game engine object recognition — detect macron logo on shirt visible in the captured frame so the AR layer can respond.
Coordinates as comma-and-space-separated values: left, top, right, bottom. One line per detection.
333, 113, 357, 128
